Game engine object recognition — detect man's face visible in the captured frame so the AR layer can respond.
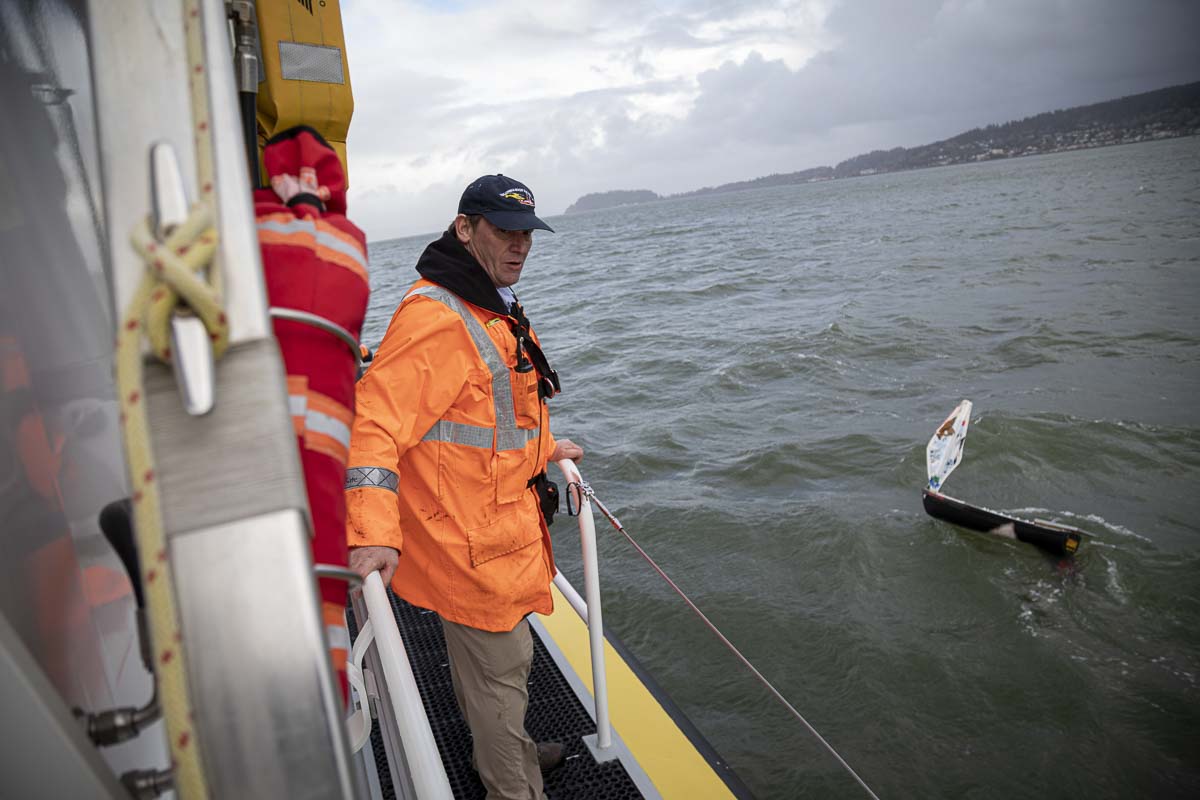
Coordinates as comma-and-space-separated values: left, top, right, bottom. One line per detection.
456, 215, 533, 288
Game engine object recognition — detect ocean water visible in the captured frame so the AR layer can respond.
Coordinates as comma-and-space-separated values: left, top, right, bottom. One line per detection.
362, 136, 1200, 799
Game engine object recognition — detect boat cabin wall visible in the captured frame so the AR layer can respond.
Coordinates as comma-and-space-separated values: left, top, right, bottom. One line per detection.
0, 0, 173, 790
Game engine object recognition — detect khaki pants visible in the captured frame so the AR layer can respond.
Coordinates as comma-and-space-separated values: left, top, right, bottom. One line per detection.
440, 616, 544, 800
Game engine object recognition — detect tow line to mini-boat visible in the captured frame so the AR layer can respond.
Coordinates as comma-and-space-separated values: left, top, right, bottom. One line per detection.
566, 480, 883, 800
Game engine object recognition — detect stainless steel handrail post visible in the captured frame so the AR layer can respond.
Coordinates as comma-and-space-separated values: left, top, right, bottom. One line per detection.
554, 459, 613, 753
314, 563, 364, 588
268, 307, 363, 366
357, 572, 453, 799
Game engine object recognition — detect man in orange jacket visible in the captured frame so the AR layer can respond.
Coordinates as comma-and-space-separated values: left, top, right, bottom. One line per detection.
346, 175, 582, 799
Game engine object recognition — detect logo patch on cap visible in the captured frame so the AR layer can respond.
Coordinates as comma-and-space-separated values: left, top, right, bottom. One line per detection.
501, 188, 535, 206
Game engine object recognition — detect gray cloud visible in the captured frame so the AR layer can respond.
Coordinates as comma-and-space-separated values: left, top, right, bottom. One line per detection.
344, 0, 1200, 240
680, 0, 1200, 153
348, 69, 462, 157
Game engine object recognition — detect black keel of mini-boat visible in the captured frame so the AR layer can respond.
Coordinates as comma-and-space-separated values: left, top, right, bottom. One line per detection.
922, 490, 1082, 557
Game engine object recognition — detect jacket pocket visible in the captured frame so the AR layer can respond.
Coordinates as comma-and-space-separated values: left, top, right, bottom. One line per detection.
465, 504, 541, 567
511, 368, 541, 428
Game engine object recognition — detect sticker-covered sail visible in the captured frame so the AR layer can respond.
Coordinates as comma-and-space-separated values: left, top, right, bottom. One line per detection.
926, 400, 972, 491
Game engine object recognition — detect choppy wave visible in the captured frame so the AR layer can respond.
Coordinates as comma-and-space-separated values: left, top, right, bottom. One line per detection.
367, 138, 1200, 799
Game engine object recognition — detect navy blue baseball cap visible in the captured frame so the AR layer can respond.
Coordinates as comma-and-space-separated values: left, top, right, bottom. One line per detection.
458, 174, 554, 232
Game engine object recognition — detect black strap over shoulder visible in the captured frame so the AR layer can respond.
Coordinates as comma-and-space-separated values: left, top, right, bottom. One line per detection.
509, 299, 561, 399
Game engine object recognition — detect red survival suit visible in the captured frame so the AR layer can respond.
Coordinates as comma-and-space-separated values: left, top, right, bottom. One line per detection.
254, 126, 369, 699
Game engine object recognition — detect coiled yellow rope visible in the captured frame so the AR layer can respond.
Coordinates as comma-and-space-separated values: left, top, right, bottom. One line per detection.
110, 2, 232, 795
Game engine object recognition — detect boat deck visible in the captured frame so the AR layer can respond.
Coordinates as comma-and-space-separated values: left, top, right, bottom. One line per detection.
349, 591, 643, 799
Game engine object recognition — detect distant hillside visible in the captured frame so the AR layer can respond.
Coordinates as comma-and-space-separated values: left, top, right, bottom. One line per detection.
567, 81, 1200, 210
828, 81, 1200, 178
565, 189, 660, 214
676, 166, 833, 198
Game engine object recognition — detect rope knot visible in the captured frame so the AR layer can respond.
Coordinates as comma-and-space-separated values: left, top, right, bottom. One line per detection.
129, 201, 227, 363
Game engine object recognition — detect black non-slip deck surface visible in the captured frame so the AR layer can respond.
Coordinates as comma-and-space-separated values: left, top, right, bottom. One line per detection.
348, 591, 642, 799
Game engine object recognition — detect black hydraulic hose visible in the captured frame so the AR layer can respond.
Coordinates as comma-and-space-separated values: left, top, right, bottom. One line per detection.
99, 498, 143, 608
85, 499, 161, 744
230, 1, 262, 187
240, 91, 261, 187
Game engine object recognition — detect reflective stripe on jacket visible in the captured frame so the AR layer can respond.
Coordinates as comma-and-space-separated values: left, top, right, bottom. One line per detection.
346, 278, 556, 631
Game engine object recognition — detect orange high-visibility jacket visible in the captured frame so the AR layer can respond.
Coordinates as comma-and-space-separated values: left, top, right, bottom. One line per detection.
346, 277, 556, 631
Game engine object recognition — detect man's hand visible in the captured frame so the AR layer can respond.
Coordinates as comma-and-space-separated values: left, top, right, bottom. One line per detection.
550, 438, 584, 463
349, 545, 399, 585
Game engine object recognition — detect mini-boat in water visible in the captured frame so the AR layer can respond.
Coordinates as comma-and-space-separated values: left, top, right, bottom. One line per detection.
922, 401, 1087, 557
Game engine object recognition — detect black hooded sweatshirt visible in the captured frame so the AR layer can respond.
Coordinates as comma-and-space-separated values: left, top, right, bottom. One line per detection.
413, 227, 560, 396
415, 226, 510, 316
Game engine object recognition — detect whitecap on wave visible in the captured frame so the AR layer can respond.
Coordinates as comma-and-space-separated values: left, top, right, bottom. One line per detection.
1016, 578, 1065, 638
1101, 553, 1128, 605
1007, 507, 1150, 543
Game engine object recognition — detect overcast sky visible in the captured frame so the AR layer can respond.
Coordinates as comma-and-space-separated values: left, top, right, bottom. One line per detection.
341, 0, 1200, 242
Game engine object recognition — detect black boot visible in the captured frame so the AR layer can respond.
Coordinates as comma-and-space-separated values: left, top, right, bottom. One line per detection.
536, 742, 565, 775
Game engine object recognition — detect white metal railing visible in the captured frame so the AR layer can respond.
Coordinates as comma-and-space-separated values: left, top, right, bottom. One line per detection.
551, 571, 588, 622
554, 459, 613, 753
349, 571, 453, 799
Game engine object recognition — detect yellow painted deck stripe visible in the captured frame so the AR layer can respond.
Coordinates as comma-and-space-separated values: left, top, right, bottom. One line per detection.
536, 584, 735, 799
